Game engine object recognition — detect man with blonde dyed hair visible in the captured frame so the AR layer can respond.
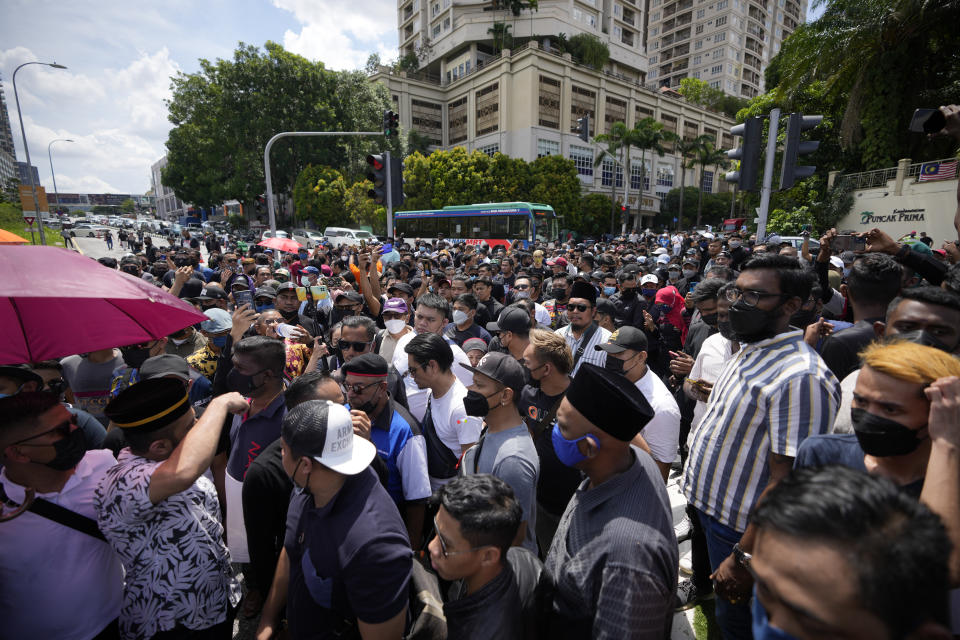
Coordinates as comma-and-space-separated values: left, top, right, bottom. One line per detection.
796, 340, 960, 587
519, 328, 578, 553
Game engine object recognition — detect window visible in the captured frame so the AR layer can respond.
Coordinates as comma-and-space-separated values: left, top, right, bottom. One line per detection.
649, 69, 658, 78
695, 24, 704, 34
614, 25, 622, 37
614, 4, 621, 16
573, 7, 582, 20
651, 26, 658, 35
432, 2, 439, 16
695, 39, 703, 49
716, 15, 727, 26
717, 0, 728, 7
693, 70, 701, 78
432, 24, 441, 36
656, 165, 674, 187
601, 159, 624, 187
650, 55, 658, 64
726, 79, 736, 90
479, 143, 499, 157
538, 139, 560, 157
701, 170, 714, 192
711, 64, 723, 74
714, 31, 726, 41
653, 10, 660, 19
458, 63, 464, 76
713, 47, 725, 58
570, 145, 594, 177
630, 162, 649, 190
697, 8, 705, 17
587, 13, 597, 27
709, 80, 721, 88
465, 60, 471, 73
444, 17, 450, 29
693, 54, 702, 64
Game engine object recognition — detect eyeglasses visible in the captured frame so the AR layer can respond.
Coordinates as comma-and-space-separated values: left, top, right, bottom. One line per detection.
337, 340, 373, 352
403, 364, 424, 378
433, 516, 486, 558
725, 287, 788, 308
346, 380, 382, 395
514, 284, 531, 290
13, 419, 73, 446
568, 303, 591, 312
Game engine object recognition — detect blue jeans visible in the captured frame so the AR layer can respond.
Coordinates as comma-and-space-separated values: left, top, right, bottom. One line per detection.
694, 507, 753, 640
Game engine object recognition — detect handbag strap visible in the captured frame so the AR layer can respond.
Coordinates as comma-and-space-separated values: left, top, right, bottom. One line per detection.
0, 484, 106, 542
572, 323, 599, 368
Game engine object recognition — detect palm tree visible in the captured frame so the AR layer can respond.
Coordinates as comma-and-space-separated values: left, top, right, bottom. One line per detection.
771, 0, 960, 168
488, 22, 513, 53
630, 117, 669, 231
670, 134, 707, 231
691, 140, 729, 227
595, 121, 632, 236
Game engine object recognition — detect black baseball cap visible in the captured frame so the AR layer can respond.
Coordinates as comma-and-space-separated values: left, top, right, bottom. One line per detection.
459, 352, 525, 391
486, 306, 532, 334
196, 286, 229, 301
594, 326, 649, 354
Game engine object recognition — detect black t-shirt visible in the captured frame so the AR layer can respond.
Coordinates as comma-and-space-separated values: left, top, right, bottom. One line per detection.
794, 433, 923, 498
819, 318, 883, 381
284, 468, 412, 638
519, 383, 582, 516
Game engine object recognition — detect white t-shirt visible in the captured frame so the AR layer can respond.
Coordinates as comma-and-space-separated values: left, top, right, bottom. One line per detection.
0, 449, 124, 640
427, 378, 481, 489
688, 332, 738, 444
534, 302, 551, 327
392, 330, 474, 422
634, 367, 681, 463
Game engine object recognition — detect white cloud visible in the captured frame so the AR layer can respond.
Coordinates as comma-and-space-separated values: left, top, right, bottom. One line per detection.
273, 0, 399, 70
53, 173, 121, 194
0, 46, 106, 109
106, 48, 181, 137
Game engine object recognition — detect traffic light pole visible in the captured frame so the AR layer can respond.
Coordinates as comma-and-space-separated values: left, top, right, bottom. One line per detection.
755, 108, 780, 243
263, 131, 381, 235
384, 150, 394, 239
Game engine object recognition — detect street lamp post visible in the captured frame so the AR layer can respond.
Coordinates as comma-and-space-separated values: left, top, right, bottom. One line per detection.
48, 138, 73, 222
12, 61, 68, 246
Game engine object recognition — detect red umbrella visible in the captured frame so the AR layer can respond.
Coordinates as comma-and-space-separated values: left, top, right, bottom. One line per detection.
0, 245, 207, 364
258, 237, 303, 253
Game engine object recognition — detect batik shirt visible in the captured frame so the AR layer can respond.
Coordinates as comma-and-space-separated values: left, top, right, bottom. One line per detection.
94, 449, 241, 640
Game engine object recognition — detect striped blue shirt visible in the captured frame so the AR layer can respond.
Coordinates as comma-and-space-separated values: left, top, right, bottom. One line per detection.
682, 330, 840, 532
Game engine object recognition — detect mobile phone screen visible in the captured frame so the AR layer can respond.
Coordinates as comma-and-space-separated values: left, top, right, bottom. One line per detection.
296, 287, 308, 301
234, 290, 253, 308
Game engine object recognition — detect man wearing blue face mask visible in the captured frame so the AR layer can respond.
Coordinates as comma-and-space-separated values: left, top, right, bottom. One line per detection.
188, 308, 233, 382
747, 466, 952, 640
544, 363, 678, 638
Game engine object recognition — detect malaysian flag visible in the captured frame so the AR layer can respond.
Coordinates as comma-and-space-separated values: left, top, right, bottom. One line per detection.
918, 159, 959, 182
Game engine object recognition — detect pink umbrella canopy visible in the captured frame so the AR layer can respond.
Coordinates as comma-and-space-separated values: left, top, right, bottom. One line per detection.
258, 237, 303, 253
0, 246, 208, 364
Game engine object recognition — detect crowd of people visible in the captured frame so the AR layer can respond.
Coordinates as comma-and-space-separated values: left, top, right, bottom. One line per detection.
3, 108, 960, 640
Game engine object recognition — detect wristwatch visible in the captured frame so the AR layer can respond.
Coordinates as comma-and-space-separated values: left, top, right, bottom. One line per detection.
732, 543, 752, 568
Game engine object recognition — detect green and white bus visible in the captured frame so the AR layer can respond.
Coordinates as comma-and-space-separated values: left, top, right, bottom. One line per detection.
393, 202, 558, 248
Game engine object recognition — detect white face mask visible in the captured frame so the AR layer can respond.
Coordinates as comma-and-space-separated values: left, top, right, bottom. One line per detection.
384, 318, 406, 334
729, 240, 741, 249
170, 337, 189, 346
452, 309, 469, 325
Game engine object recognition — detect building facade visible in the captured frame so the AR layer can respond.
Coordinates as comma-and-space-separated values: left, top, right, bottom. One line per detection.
646, 0, 805, 97
151, 155, 187, 220
16, 161, 40, 186
0, 73, 15, 157
374, 43, 734, 228
0, 149, 15, 187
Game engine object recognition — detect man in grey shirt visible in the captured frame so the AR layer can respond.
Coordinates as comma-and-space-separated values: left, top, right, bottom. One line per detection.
545, 363, 678, 639
460, 352, 540, 555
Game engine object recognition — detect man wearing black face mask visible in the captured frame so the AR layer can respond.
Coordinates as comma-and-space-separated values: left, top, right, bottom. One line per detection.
341, 354, 430, 546
831, 285, 960, 434
460, 352, 540, 554
542, 273, 572, 329
110, 338, 168, 397
609, 270, 645, 328
0, 392, 124, 640
216, 336, 287, 569
274, 282, 324, 339
682, 254, 841, 640
794, 341, 960, 588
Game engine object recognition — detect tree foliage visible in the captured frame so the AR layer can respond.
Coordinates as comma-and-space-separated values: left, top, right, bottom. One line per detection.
678, 77, 750, 119
119, 198, 136, 214
344, 180, 386, 233
529, 155, 581, 222
568, 33, 610, 70
292, 164, 347, 230
163, 41, 398, 219
658, 187, 733, 230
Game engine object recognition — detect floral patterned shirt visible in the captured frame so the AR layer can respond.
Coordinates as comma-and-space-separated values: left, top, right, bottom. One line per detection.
94, 449, 241, 640
187, 344, 220, 382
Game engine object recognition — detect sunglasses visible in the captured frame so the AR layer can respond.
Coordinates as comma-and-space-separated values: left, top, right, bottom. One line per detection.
337, 340, 372, 352
345, 380, 382, 395
514, 284, 531, 290
568, 303, 591, 312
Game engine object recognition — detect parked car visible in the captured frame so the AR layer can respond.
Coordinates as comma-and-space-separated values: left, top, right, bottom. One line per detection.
72, 224, 108, 238
776, 236, 821, 254
260, 229, 290, 241
322, 227, 375, 248
291, 228, 324, 248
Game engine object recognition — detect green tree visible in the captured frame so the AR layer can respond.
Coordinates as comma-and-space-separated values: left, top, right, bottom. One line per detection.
427, 148, 496, 208
344, 180, 386, 233
568, 33, 610, 70
488, 22, 513, 52
594, 121, 629, 234
769, 0, 960, 168
489, 153, 533, 202
119, 198, 136, 214
292, 164, 348, 230
400, 151, 434, 210
164, 41, 397, 219
671, 134, 708, 230
529, 155, 581, 232
631, 117, 670, 230
577, 193, 613, 236
491, 0, 539, 16
690, 140, 729, 227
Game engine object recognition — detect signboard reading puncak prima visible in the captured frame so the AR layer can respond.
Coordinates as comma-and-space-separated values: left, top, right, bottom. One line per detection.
859, 208, 926, 225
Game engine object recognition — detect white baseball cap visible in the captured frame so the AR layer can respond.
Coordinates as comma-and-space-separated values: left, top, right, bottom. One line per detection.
641, 273, 660, 285
656, 254, 671, 264
281, 400, 376, 475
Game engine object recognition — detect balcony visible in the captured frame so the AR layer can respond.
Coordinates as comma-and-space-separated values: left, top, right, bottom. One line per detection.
748, 6, 766, 21
750, 0, 769, 11
744, 53, 762, 70
746, 23, 766, 39
661, 34, 675, 46
674, 27, 691, 42
784, 0, 800, 19
622, 31, 635, 46
622, 9, 636, 25
745, 36, 763, 55
783, 15, 797, 29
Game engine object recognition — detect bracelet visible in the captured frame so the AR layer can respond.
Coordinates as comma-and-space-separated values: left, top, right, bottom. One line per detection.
733, 543, 752, 568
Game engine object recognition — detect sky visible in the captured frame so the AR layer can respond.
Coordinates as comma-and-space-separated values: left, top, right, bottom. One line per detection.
1, 0, 824, 196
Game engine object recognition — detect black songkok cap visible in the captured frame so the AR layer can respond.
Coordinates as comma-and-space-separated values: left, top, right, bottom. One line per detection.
340, 353, 388, 378
568, 281, 597, 305
565, 363, 654, 441
105, 377, 191, 432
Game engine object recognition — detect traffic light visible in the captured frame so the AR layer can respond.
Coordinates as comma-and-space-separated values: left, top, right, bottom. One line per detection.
577, 115, 590, 142
389, 156, 405, 209
383, 110, 400, 137
779, 113, 822, 190
366, 154, 388, 205
724, 116, 763, 191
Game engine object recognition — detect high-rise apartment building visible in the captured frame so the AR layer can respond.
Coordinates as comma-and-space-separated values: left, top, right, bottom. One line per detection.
375, 0, 737, 229
646, 0, 805, 97
0, 73, 15, 157
151, 155, 187, 220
